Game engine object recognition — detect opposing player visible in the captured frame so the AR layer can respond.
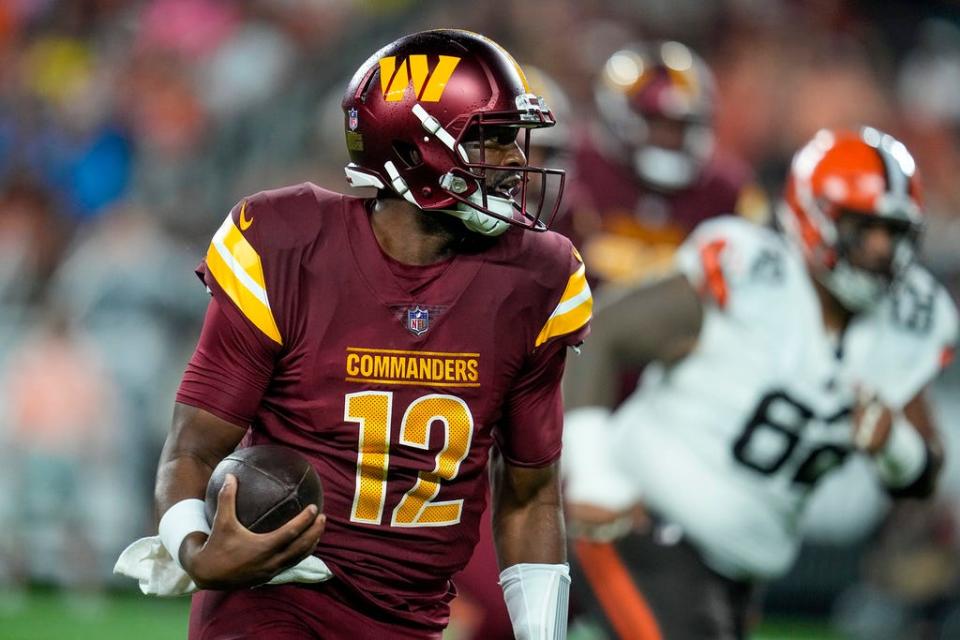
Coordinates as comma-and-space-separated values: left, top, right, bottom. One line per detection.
562, 128, 957, 639
151, 30, 590, 639
559, 40, 766, 285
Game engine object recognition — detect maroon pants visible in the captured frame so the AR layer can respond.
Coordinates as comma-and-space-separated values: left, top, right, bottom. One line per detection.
189, 582, 442, 640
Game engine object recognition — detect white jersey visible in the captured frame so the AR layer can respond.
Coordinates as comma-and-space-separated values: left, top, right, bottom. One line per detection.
566, 216, 958, 581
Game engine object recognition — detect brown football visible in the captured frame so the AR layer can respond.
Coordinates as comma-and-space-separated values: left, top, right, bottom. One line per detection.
205, 445, 323, 533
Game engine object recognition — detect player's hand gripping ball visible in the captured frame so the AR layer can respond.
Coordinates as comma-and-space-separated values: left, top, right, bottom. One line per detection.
205, 445, 323, 532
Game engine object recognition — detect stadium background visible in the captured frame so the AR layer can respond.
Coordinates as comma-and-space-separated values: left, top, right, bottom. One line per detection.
1, 0, 959, 638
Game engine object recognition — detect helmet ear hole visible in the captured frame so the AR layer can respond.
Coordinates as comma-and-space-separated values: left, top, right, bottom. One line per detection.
392, 141, 422, 169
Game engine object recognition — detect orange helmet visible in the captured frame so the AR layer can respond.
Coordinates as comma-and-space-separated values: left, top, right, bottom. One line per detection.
780, 127, 923, 310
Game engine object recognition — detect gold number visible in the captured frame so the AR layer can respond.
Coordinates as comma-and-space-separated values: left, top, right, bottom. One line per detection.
345, 391, 393, 524
345, 392, 474, 527
392, 395, 473, 527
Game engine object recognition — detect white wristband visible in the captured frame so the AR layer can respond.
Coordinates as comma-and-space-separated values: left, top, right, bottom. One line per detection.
159, 499, 211, 570
874, 417, 927, 489
500, 563, 570, 640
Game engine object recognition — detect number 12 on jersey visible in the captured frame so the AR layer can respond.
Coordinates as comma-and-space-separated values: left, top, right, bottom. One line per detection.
344, 391, 474, 528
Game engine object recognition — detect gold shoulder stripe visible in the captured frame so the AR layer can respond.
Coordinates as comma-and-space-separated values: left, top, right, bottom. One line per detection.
205, 215, 282, 344
535, 263, 593, 347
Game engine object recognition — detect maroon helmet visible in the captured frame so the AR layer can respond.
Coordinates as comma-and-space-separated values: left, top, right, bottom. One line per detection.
595, 41, 716, 191
342, 29, 565, 235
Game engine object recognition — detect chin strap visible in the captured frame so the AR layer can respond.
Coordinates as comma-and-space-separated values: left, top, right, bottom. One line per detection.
439, 189, 514, 236
500, 563, 570, 640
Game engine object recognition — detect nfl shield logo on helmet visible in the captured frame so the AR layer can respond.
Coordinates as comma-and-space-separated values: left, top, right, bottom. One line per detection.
407, 306, 429, 336
348, 108, 359, 131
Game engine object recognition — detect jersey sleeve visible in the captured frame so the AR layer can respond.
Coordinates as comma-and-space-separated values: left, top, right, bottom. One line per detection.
197, 184, 322, 348
197, 196, 283, 345
532, 243, 593, 350
494, 339, 568, 467
675, 215, 781, 310
176, 296, 276, 426
870, 268, 959, 407
178, 188, 312, 424
494, 238, 592, 468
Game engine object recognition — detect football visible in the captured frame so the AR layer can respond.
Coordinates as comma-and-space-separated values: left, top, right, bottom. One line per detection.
205, 445, 323, 533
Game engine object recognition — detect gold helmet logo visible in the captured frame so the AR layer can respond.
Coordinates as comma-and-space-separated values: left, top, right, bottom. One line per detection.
379, 55, 461, 102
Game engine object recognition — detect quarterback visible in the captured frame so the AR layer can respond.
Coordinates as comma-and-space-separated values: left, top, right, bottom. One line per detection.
139, 30, 591, 639
562, 128, 956, 639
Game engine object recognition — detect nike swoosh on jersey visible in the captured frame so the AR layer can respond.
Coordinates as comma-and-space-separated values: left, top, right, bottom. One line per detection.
239, 201, 254, 230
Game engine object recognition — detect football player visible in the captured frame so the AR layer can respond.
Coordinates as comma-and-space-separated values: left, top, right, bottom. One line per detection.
562, 127, 957, 639
559, 40, 766, 285
147, 30, 591, 640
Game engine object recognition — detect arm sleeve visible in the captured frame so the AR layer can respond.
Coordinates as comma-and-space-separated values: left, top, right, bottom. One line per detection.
175, 292, 278, 427
495, 339, 568, 468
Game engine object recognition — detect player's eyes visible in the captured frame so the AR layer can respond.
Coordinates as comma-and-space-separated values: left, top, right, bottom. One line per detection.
491, 128, 519, 145
462, 127, 519, 146
837, 211, 914, 239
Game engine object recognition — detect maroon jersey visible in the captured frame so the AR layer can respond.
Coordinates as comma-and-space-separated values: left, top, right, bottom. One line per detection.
176, 184, 591, 631
557, 133, 765, 284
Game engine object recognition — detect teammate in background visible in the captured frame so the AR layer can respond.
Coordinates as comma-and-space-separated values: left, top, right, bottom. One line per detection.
451, 63, 577, 640
562, 128, 957, 639
149, 30, 590, 640
559, 40, 767, 286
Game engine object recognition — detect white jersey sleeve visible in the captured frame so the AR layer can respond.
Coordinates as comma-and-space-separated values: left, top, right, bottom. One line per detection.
675, 216, 788, 314
854, 265, 959, 408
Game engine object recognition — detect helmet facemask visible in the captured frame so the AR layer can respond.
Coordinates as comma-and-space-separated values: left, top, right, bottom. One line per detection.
821, 210, 921, 312
778, 199, 921, 313
431, 103, 566, 236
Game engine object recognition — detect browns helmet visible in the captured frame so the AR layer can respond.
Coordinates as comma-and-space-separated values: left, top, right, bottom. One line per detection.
780, 127, 923, 311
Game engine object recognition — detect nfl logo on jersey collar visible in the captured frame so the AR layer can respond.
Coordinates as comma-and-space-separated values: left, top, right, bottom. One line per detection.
407, 306, 429, 336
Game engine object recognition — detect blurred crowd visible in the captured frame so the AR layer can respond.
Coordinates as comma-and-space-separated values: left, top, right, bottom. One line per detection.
1, 0, 960, 636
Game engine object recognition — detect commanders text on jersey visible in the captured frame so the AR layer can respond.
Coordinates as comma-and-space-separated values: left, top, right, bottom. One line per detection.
345, 347, 480, 387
